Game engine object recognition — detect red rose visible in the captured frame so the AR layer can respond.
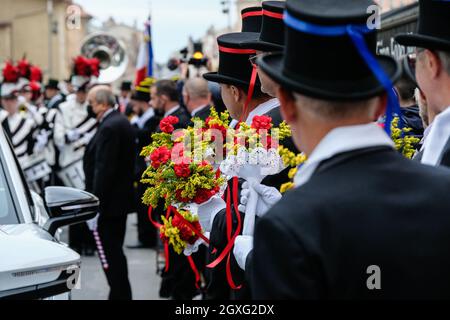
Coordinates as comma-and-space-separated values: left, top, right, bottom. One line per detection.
193, 188, 213, 204
251, 115, 273, 131
160, 116, 179, 133
175, 189, 191, 203
172, 214, 201, 244
205, 117, 213, 127
174, 163, 191, 178
150, 146, 171, 169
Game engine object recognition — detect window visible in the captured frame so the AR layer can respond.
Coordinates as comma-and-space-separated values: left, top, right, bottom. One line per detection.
0, 156, 20, 224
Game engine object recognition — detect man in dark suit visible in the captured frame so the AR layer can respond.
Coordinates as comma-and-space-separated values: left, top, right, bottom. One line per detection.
84, 85, 135, 300
150, 79, 190, 131
396, 0, 450, 168
182, 78, 213, 124
244, 0, 450, 299
128, 82, 161, 249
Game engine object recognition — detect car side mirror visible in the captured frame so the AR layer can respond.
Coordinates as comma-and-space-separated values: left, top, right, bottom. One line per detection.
43, 187, 99, 237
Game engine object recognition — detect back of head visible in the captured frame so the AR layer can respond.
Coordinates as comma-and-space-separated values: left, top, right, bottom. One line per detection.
184, 78, 210, 100
92, 85, 116, 109
155, 79, 179, 102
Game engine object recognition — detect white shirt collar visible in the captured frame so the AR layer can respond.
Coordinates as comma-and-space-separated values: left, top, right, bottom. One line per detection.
100, 108, 114, 123
294, 123, 395, 188
245, 98, 279, 124
191, 104, 209, 117
421, 105, 450, 166
164, 105, 180, 117
136, 107, 155, 129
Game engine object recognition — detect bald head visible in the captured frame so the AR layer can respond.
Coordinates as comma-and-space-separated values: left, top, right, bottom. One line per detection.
88, 85, 117, 120
182, 78, 211, 113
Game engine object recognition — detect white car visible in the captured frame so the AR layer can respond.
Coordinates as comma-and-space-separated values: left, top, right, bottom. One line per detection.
0, 128, 99, 300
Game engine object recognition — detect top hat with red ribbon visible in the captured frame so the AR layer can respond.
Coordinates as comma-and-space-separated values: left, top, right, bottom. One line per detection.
396, 0, 450, 52
203, 33, 260, 90
240, 1, 286, 52
241, 6, 263, 33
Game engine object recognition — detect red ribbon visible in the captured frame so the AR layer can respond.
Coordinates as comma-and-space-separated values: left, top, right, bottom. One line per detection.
263, 10, 284, 20
242, 10, 263, 19
239, 63, 258, 123
147, 206, 171, 272
172, 207, 210, 245
218, 46, 256, 55
206, 177, 242, 290
187, 256, 202, 289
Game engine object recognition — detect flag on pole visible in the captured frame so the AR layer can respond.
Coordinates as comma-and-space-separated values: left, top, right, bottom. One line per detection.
135, 16, 154, 86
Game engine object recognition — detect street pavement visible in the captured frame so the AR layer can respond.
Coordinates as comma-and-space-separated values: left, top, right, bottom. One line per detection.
70, 214, 163, 300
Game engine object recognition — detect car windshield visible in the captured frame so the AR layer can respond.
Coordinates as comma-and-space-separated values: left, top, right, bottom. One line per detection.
0, 150, 20, 224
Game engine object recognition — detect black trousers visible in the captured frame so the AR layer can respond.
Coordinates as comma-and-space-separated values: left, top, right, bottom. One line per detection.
97, 215, 132, 300
69, 222, 95, 254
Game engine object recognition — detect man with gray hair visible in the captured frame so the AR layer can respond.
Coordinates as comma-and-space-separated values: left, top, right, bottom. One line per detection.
182, 77, 212, 122
396, 0, 450, 167
84, 85, 135, 300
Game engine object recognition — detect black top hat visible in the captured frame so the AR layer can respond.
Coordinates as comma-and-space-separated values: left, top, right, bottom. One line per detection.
241, 6, 263, 33
203, 32, 261, 89
131, 78, 154, 102
45, 79, 59, 90
121, 81, 132, 91
258, 0, 400, 101
396, 0, 450, 52
241, 1, 286, 52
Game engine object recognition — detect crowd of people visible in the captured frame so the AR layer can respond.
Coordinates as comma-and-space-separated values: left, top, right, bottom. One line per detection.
1, 0, 450, 300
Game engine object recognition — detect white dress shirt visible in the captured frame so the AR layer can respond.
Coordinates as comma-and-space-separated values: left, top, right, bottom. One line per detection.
136, 108, 155, 129
294, 123, 395, 188
421, 106, 450, 166
191, 104, 209, 117
245, 98, 279, 124
164, 105, 180, 117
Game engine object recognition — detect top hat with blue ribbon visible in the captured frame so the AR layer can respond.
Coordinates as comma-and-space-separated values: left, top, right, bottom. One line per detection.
241, 6, 263, 33
257, 0, 402, 135
396, 0, 450, 52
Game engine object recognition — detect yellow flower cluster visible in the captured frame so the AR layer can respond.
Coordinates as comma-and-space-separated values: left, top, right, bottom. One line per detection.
278, 145, 306, 168
278, 146, 307, 194
390, 117, 421, 159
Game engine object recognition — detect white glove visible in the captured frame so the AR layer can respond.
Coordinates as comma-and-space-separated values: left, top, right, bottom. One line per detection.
193, 196, 226, 233
66, 129, 81, 142
34, 131, 48, 153
238, 181, 282, 218
233, 235, 253, 271
130, 115, 139, 126
86, 213, 99, 231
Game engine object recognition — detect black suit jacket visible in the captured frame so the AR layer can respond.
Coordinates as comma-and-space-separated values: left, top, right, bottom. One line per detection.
134, 114, 162, 180
84, 110, 136, 218
189, 105, 212, 126
251, 147, 450, 299
206, 106, 299, 300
